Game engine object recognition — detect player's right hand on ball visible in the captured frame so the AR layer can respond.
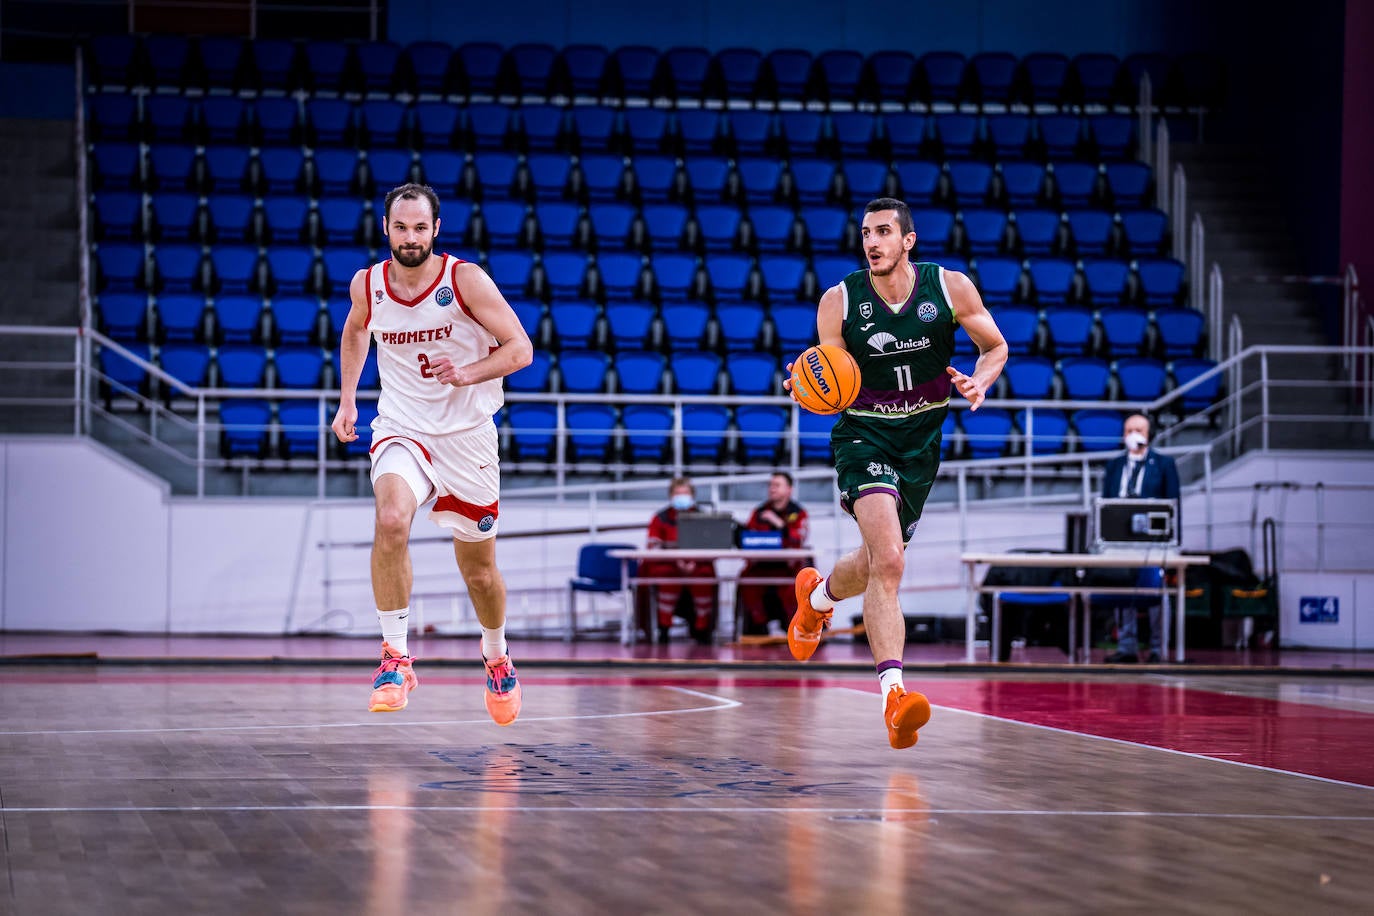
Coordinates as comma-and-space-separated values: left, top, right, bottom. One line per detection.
331, 403, 358, 443
782, 361, 797, 398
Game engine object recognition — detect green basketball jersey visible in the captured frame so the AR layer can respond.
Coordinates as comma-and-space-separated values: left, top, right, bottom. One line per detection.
836, 261, 957, 447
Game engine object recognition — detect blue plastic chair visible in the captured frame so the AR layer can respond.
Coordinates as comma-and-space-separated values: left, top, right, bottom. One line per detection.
814, 49, 863, 103
1059, 356, 1112, 400
613, 349, 667, 394
568, 543, 637, 638
868, 50, 917, 103
1028, 258, 1077, 308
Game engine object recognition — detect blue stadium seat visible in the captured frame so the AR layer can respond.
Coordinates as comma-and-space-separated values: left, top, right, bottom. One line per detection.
320, 247, 371, 297
299, 39, 352, 92
682, 403, 732, 463
715, 48, 763, 99
670, 350, 722, 394
919, 51, 966, 103
1003, 160, 1050, 210
517, 103, 564, 152
457, 41, 503, 97
250, 39, 297, 91
565, 403, 618, 463
89, 93, 138, 142
771, 302, 817, 355
99, 342, 150, 399
594, 252, 645, 301
198, 36, 245, 89
357, 41, 403, 95
912, 208, 955, 255
578, 154, 626, 203
211, 295, 262, 344
1155, 307, 1205, 358
759, 254, 806, 303
605, 302, 657, 353
631, 155, 678, 205
934, 113, 979, 159
830, 111, 879, 159
217, 345, 269, 388
262, 196, 310, 245
1013, 209, 1062, 257
962, 208, 1007, 256
96, 242, 146, 292
949, 161, 994, 207
1099, 307, 1150, 357
894, 160, 941, 207
613, 349, 667, 393
987, 113, 1033, 159
1028, 258, 1077, 308
534, 201, 583, 251
556, 349, 611, 393
157, 293, 207, 342
1073, 408, 1123, 452
975, 258, 1025, 308
1046, 311, 1097, 361
726, 109, 773, 157
278, 401, 323, 457
257, 147, 306, 195
480, 200, 530, 250
317, 197, 369, 247
1040, 116, 1082, 161
200, 97, 248, 144
147, 144, 198, 193
95, 192, 144, 242
560, 44, 609, 97
305, 98, 354, 147
219, 400, 272, 457
843, 159, 891, 207
549, 300, 601, 350
589, 202, 635, 252
1089, 113, 1135, 160
313, 148, 361, 197
1004, 355, 1056, 399
738, 157, 784, 205
814, 49, 863, 103
155, 244, 204, 294
962, 408, 1013, 459
160, 343, 211, 390
788, 159, 836, 208
622, 404, 674, 463
885, 112, 929, 159
526, 153, 574, 201
1016, 408, 1070, 455
472, 151, 519, 200
414, 100, 462, 148
145, 95, 193, 143
507, 43, 558, 96
798, 410, 836, 463
675, 108, 720, 156
1051, 162, 1098, 210
506, 350, 553, 392
1105, 161, 1154, 210
274, 347, 325, 389
713, 301, 765, 352
1082, 259, 1130, 307
508, 299, 546, 346
97, 293, 148, 341
506, 402, 558, 461
487, 250, 536, 297
642, 203, 689, 252
252, 96, 299, 146
570, 106, 619, 154
1070, 53, 1121, 105
92, 143, 141, 191
748, 206, 796, 255
801, 207, 850, 255
203, 146, 251, 195
726, 350, 777, 394
649, 253, 698, 302
541, 251, 590, 300
660, 302, 711, 350
812, 255, 861, 287
623, 107, 670, 154
1115, 357, 1167, 401
1137, 258, 1186, 308
704, 253, 753, 303
1060, 356, 1112, 401
1067, 210, 1115, 258
270, 296, 322, 347
736, 405, 789, 463
611, 46, 659, 98
971, 51, 1017, 103
1170, 357, 1221, 411
777, 111, 826, 159
683, 155, 730, 205
660, 46, 711, 100
867, 50, 917, 103
88, 34, 140, 87
764, 48, 813, 102
266, 247, 317, 297
696, 205, 744, 254
1022, 52, 1069, 105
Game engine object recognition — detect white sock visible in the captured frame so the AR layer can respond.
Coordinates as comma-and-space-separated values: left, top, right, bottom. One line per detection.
378, 608, 410, 656
809, 577, 837, 611
878, 666, 905, 702
481, 625, 508, 660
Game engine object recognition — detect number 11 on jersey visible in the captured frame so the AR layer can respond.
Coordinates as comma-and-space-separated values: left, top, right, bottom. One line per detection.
893, 363, 913, 391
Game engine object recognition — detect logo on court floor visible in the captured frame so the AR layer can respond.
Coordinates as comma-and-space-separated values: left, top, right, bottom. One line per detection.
478, 514, 495, 532
423, 744, 876, 798
435, 286, 454, 307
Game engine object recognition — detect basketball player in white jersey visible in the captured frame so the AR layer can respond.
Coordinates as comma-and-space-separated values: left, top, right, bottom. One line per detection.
331, 183, 533, 724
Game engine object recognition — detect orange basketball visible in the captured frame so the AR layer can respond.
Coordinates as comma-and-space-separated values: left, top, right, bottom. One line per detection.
789, 344, 861, 415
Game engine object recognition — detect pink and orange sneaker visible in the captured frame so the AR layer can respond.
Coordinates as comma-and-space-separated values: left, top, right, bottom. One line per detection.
483, 654, 522, 726
884, 686, 932, 749
368, 642, 418, 712
787, 567, 831, 661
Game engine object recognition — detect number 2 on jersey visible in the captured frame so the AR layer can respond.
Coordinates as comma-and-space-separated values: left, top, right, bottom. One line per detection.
893, 363, 913, 391
417, 353, 434, 378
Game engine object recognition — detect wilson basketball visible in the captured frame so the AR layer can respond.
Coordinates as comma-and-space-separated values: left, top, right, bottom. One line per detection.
790, 344, 861, 415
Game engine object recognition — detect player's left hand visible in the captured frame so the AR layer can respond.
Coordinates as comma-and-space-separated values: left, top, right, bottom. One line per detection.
946, 365, 986, 411
428, 356, 465, 387
782, 361, 798, 400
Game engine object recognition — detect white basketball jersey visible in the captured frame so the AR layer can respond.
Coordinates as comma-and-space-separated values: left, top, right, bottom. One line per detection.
365, 253, 504, 434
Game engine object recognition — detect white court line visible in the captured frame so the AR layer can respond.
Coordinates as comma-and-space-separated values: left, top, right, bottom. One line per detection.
836, 686, 1374, 793
0, 685, 741, 737
4, 805, 1374, 819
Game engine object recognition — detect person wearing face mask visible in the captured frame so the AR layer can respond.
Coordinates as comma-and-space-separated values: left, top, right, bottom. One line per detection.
637, 477, 718, 643
1100, 413, 1180, 663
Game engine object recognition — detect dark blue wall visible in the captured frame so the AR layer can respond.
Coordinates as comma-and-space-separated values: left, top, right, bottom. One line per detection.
389, 0, 1210, 57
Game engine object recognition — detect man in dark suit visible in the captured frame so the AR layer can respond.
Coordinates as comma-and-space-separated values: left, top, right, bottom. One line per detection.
1101, 413, 1180, 663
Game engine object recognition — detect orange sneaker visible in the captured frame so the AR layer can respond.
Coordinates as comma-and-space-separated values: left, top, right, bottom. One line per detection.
483, 654, 522, 726
368, 642, 418, 712
884, 686, 932, 749
787, 567, 832, 661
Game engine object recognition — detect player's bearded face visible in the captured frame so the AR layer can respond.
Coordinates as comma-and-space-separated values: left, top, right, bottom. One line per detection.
861, 212, 915, 277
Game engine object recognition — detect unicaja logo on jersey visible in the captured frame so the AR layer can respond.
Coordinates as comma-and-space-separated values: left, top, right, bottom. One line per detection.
805, 349, 832, 394
867, 332, 931, 355
917, 301, 939, 322
435, 287, 454, 307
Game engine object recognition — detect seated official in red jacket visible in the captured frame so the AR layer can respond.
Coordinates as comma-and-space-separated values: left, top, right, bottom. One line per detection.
638, 477, 718, 643
738, 471, 810, 637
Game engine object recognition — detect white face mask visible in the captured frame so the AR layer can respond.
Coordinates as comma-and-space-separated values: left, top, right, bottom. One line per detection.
1125, 432, 1148, 451
670, 494, 694, 511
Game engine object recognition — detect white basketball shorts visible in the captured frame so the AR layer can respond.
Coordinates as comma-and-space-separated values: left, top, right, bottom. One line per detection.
368, 415, 501, 542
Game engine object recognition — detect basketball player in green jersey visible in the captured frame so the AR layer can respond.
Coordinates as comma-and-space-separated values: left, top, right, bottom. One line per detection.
786, 197, 1007, 748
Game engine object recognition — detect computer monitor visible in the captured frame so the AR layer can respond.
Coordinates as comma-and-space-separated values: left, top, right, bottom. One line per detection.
676, 512, 737, 549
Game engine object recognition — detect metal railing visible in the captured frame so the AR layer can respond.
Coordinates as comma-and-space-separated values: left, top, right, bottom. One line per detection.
1345, 263, 1363, 372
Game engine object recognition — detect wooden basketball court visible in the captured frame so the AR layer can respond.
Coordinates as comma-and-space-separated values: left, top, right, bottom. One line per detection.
3, 663, 1373, 913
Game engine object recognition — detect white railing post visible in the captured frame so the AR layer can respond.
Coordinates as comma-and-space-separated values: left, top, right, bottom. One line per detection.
196, 394, 206, 498
316, 395, 327, 501
1155, 118, 1171, 211
1366, 314, 1374, 437
1260, 350, 1271, 451
1227, 313, 1242, 456
1172, 164, 1187, 261
1138, 73, 1153, 165
1344, 263, 1360, 372
1210, 262, 1225, 363
1190, 214, 1204, 313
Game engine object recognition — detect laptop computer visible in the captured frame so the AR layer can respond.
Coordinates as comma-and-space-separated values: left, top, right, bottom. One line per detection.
676, 512, 737, 549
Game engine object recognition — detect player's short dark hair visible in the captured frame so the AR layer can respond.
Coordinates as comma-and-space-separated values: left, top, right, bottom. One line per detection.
864, 197, 914, 236
772, 470, 794, 487
384, 183, 441, 223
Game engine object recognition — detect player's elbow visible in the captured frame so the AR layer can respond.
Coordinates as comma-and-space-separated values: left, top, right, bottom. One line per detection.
504, 335, 534, 370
